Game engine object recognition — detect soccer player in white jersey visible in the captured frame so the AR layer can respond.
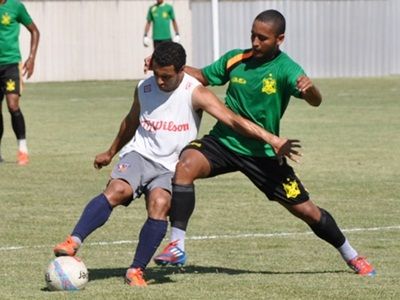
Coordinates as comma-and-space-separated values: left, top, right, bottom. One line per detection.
53, 42, 301, 286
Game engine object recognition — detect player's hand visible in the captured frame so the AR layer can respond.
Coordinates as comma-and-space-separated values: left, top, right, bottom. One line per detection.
94, 151, 113, 169
272, 137, 302, 163
296, 76, 314, 94
143, 55, 152, 74
172, 34, 180, 43
22, 57, 35, 79
296, 75, 322, 106
143, 36, 151, 47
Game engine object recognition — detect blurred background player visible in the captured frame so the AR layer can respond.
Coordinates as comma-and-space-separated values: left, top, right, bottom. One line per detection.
0, 0, 39, 165
154, 10, 376, 277
143, 0, 180, 49
53, 42, 300, 287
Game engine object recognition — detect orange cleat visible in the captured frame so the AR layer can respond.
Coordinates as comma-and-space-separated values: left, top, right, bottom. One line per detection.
17, 151, 29, 165
53, 235, 80, 257
125, 268, 147, 287
347, 256, 376, 276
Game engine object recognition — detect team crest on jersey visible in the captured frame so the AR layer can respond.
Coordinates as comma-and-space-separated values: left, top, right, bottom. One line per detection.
185, 82, 192, 89
144, 84, 152, 93
261, 74, 277, 95
1, 13, 11, 26
162, 12, 169, 18
282, 178, 301, 199
6, 80, 16, 92
117, 163, 130, 173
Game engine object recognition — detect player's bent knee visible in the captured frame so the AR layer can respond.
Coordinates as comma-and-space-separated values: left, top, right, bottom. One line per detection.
104, 179, 132, 207
175, 157, 209, 182
148, 196, 170, 220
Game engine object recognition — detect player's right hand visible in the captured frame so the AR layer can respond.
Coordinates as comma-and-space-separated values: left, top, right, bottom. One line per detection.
94, 151, 113, 169
143, 36, 151, 47
272, 137, 302, 163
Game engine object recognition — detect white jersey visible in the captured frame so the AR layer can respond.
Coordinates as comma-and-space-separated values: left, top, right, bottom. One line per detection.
119, 73, 202, 171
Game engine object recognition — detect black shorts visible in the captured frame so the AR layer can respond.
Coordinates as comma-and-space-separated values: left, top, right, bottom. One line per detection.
183, 135, 310, 205
0, 63, 21, 99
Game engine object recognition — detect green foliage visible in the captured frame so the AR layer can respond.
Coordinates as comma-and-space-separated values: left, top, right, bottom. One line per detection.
0, 78, 399, 299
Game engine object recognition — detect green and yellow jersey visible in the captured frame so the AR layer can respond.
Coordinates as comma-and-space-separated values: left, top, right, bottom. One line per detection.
202, 49, 305, 158
0, 0, 33, 65
146, 2, 175, 40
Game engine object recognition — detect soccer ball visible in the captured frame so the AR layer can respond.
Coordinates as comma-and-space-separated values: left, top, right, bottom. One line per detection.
45, 256, 89, 291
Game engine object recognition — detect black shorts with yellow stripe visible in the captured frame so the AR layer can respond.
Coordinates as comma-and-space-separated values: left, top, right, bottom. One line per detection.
183, 135, 310, 205
0, 63, 21, 99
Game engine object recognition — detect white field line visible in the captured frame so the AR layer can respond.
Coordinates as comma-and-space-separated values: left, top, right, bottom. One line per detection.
1, 225, 399, 252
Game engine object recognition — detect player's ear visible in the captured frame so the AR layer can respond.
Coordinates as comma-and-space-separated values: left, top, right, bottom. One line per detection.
180, 65, 186, 73
276, 33, 285, 46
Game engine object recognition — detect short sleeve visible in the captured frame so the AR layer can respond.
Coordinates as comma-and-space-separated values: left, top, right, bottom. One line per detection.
201, 50, 239, 86
17, 3, 33, 26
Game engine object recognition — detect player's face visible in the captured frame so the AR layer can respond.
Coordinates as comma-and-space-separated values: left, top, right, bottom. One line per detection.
251, 20, 284, 59
152, 62, 184, 92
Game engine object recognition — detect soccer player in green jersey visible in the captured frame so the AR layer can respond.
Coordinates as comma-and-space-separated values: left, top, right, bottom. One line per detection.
0, 0, 39, 165
154, 9, 376, 276
143, 0, 180, 49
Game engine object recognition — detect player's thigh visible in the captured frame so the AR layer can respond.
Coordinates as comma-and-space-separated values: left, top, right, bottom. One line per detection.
175, 148, 211, 182
240, 157, 309, 204
2, 64, 21, 111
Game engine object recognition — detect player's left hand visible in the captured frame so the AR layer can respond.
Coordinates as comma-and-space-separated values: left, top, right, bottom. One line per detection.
296, 76, 313, 94
22, 57, 35, 79
172, 34, 180, 43
272, 137, 302, 163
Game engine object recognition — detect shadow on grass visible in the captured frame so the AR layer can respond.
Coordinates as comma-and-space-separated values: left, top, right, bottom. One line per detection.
88, 265, 349, 285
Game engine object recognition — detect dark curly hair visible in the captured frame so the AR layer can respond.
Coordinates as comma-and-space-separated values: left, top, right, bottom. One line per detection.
151, 41, 186, 72
255, 9, 286, 36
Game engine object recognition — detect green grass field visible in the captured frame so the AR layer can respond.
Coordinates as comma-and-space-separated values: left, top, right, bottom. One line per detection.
0, 77, 399, 299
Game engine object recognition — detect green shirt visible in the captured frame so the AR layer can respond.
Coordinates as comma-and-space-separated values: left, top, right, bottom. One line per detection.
0, 0, 33, 65
146, 3, 175, 40
202, 49, 305, 157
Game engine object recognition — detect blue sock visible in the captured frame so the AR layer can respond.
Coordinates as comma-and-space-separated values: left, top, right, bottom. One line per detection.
72, 193, 113, 242
131, 218, 168, 270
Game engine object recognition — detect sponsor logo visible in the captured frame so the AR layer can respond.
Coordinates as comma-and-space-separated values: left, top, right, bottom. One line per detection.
141, 119, 189, 132
185, 82, 192, 90
231, 76, 247, 84
144, 84, 152, 93
189, 141, 202, 148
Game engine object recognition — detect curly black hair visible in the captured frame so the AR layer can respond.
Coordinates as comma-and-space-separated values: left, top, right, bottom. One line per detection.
151, 41, 186, 72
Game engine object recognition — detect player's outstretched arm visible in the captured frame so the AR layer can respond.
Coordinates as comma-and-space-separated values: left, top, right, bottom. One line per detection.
297, 75, 322, 107
192, 86, 301, 162
94, 87, 141, 169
